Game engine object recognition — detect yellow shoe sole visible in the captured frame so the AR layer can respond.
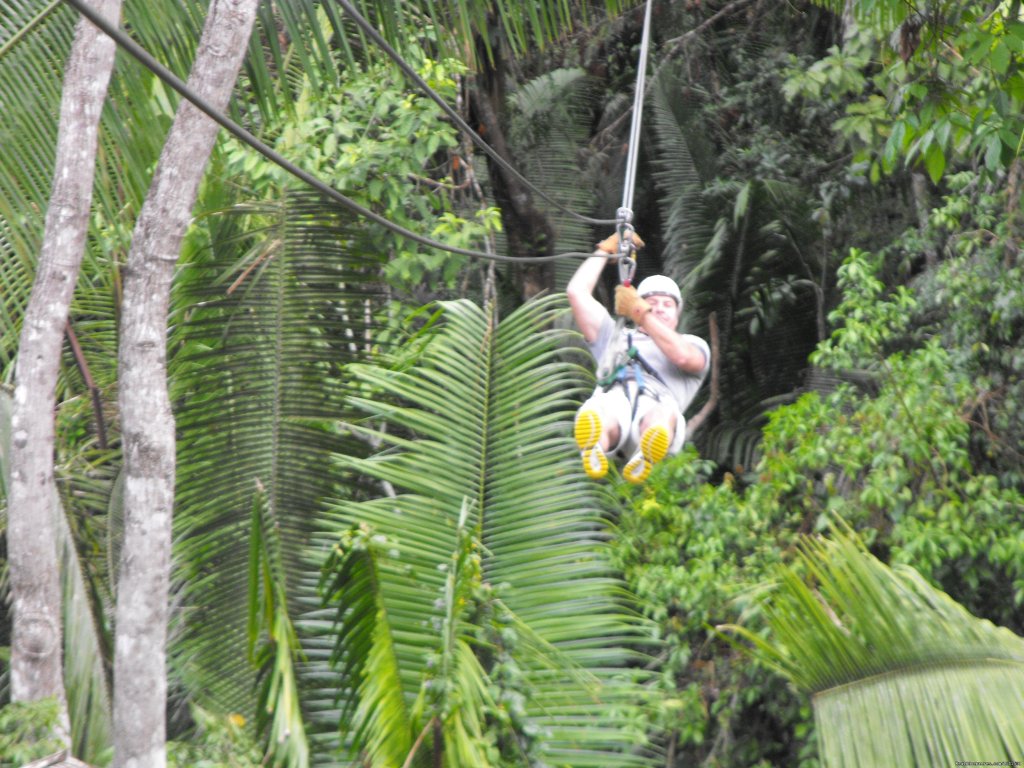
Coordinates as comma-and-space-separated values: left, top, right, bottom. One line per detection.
581, 445, 609, 479
575, 410, 608, 478
574, 409, 602, 450
622, 453, 650, 484
623, 425, 671, 485
640, 424, 670, 464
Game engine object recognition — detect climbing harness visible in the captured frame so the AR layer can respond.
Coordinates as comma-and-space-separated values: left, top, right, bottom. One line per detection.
597, 333, 667, 390
597, 331, 669, 424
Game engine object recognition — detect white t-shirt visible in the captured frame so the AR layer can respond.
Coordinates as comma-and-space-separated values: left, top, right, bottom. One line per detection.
589, 314, 710, 413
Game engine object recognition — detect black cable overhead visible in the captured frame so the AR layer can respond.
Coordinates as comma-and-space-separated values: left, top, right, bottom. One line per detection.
333, 0, 617, 227
60, 0, 599, 263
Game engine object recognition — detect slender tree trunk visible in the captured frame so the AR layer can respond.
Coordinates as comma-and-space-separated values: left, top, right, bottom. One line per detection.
911, 171, 937, 268
112, 1, 258, 765
8, 0, 122, 744
1005, 157, 1022, 269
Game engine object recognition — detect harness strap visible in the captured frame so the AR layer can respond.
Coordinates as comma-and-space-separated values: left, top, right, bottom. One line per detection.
598, 334, 668, 387
597, 333, 671, 424
630, 346, 669, 388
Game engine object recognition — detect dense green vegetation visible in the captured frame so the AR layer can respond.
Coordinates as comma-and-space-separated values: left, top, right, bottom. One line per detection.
2, 0, 1023, 765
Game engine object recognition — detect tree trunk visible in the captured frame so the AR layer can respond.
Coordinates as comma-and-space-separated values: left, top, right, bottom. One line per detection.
112, 1, 258, 766
8, 0, 122, 744
470, 84, 556, 299
911, 171, 937, 268
469, 25, 556, 301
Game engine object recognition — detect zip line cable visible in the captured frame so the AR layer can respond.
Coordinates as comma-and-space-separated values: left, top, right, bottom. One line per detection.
606, 0, 655, 282
611, 0, 654, 286
60, 0, 597, 263
333, 0, 617, 227
598, 0, 654, 383
620, 0, 653, 216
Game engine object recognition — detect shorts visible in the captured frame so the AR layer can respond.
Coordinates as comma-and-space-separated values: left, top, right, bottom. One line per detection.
580, 378, 686, 457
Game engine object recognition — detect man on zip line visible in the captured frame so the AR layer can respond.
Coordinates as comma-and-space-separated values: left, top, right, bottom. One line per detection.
567, 232, 710, 484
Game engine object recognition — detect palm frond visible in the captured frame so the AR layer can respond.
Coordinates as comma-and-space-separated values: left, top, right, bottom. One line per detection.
319, 524, 413, 767
0, 0, 207, 383
422, 501, 505, 768
248, 484, 310, 768
506, 67, 609, 289
168, 188, 384, 726
250, 0, 634, 91
0, 0, 74, 378
647, 62, 714, 295
57, 489, 113, 763
345, 0, 635, 64
245, 1, 344, 123
320, 295, 652, 767
723, 526, 1024, 767
806, 0, 910, 33
439, 639, 493, 768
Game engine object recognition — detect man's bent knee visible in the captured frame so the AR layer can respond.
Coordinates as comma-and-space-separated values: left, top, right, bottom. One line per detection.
640, 405, 677, 434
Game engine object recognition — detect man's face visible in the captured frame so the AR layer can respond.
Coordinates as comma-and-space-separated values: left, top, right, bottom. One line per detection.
644, 294, 679, 328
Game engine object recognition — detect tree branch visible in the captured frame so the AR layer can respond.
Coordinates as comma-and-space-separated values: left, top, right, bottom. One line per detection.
686, 312, 720, 437
65, 322, 108, 449
401, 715, 438, 768
663, 0, 760, 54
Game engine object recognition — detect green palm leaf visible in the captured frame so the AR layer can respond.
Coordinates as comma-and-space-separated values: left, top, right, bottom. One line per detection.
320, 523, 413, 767
724, 527, 1024, 767
505, 67, 607, 286
806, 0, 910, 34
169, 188, 383, 724
248, 483, 310, 767
320, 295, 652, 767
244, 1, 343, 122
647, 62, 714, 295
342, 0, 633, 64
0, 0, 209, 376
0, 0, 73, 377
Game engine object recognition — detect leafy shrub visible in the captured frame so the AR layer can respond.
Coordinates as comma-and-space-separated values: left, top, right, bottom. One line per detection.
0, 698, 67, 767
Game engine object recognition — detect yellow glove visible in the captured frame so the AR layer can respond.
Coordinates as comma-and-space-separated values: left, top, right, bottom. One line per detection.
596, 230, 645, 255
614, 285, 652, 324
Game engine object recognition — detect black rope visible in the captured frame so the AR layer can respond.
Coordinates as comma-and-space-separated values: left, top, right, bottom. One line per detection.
60, 0, 598, 264
333, 0, 617, 227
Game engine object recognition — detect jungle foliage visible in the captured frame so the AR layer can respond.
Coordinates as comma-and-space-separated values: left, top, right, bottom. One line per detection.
2, 0, 1024, 765
607, 0, 1024, 759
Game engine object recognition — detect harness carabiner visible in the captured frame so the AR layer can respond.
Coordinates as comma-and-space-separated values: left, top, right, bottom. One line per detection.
616, 207, 637, 286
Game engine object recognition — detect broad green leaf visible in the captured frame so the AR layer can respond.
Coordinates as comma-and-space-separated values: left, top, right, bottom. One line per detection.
924, 142, 946, 183
323, 295, 651, 767
992, 40, 1011, 75
724, 527, 1024, 768
986, 132, 1003, 170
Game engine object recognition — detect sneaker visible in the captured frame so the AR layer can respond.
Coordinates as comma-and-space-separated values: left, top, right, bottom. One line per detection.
622, 424, 670, 484
574, 409, 608, 479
